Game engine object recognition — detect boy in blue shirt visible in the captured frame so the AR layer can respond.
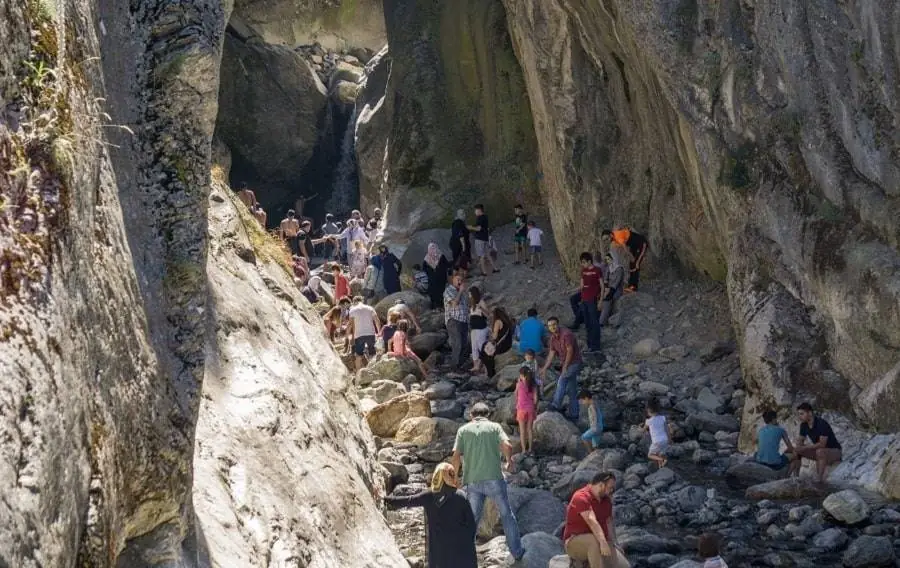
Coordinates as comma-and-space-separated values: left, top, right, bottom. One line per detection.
516, 308, 546, 355
577, 390, 604, 452
756, 410, 794, 469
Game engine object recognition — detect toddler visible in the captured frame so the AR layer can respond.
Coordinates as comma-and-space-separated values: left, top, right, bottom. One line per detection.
515, 366, 538, 454
578, 390, 604, 452
522, 349, 541, 398
642, 397, 669, 468
389, 319, 428, 376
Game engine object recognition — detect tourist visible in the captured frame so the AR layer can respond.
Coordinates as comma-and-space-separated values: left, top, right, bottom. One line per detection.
351, 209, 364, 225
467, 204, 499, 276
412, 264, 429, 294
513, 204, 528, 265
293, 192, 318, 219
379, 245, 403, 295
516, 308, 547, 355
789, 402, 842, 484
383, 462, 477, 568
607, 226, 648, 292
521, 349, 541, 397
598, 245, 628, 326
578, 252, 603, 353
332, 263, 350, 301
642, 398, 669, 469
387, 299, 421, 335
443, 272, 470, 370
348, 295, 381, 372
323, 297, 351, 352
515, 366, 538, 454
339, 219, 368, 256
563, 471, 630, 568
481, 306, 514, 377
755, 410, 794, 470
280, 209, 301, 256
321, 213, 340, 259
578, 390, 604, 453
350, 239, 368, 279
526, 220, 543, 269
252, 203, 267, 227
389, 319, 428, 376
301, 276, 320, 304
698, 533, 728, 568
237, 182, 257, 208
451, 402, 525, 562
541, 316, 584, 421
380, 311, 399, 351
362, 255, 385, 303
296, 220, 314, 258
467, 286, 490, 374
449, 209, 471, 273
423, 242, 450, 309
365, 218, 378, 241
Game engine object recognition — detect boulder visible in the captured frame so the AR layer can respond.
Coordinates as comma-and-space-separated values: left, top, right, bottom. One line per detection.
418, 310, 446, 334
394, 416, 459, 445
548, 556, 572, 568
491, 394, 517, 425
633, 338, 662, 358
409, 331, 447, 358
495, 364, 523, 392
658, 345, 688, 360
745, 478, 827, 501
415, 438, 454, 463
358, 380, 407, 404
534, 412, 580, 454
644, 467, 675, 487
380, 461, 409, 488
675, 485, 707, 511
520, 533, 564, 568
842, 535, 895, 567
478, 487, 565, 538
551, 469, 600, 502
424, 381, 456, 400
366, 392, 431, 438
374, 291, 431, 321
699, 341, 735, 363
812, 527, 849, 551
725, 461, 785, 486
576, 449, 629, 473
430, 399, 463, 419
695, 387, 725, 413
685, 411, 740, 433
823, 489, 870, 524
638, 381, 669, 396
618, 528, 677, 554
358, 356, 422, 386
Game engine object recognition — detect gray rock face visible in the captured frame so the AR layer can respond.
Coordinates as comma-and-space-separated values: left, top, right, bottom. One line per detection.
823, 489, 870, 524
842, 535, 896, 568
812, 527, 848, 551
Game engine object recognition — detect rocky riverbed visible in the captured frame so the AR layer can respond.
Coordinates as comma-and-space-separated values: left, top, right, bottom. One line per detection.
327, 222, 900, 568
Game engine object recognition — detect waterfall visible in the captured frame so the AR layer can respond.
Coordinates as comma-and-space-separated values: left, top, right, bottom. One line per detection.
328, 106, 359, 217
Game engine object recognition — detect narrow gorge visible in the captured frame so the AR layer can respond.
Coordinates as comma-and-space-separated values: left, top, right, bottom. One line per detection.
1, 0, 899, 567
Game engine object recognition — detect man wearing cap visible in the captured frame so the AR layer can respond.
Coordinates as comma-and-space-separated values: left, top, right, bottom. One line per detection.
452, 403, 525, 562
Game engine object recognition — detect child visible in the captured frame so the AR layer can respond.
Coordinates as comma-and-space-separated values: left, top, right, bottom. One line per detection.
350, 240, 368, 279
515, 366, 538, 454
389, 319, 428, 376
380, 311, 400, 350
412, 264, 429, 294
642, 397, 669, 468
522, 349, 541, 398
324, 297, 352, 353
578, 390, 604, 452
513, 204, 528, 264
526, 221, 544, 268
332, 263, 350, 301
698, 533, 728, 568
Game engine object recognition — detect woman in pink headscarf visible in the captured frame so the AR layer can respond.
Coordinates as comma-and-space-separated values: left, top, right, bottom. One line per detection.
423, 242, 450, 310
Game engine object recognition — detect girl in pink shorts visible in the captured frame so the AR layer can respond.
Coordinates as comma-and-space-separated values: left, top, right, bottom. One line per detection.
515, 366, 539, 454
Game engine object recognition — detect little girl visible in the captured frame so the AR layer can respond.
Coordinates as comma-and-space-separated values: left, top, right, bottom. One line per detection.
380, 312, 400, 351
350, 240, 368, 279
515, 366, 538, 455
389, 319, 428, 376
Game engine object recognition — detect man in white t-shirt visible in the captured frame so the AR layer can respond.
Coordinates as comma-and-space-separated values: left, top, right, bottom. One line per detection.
348, 296, 381, 371
526, 221, 544, 269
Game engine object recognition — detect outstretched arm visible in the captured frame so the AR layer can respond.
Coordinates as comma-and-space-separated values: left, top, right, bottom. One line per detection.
383, 490, 431, 510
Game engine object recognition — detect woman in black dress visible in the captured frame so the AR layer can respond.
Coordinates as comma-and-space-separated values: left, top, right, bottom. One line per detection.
449, 209, 471, 274
383, 463, 477, 568
423, 242, 450, 309
481, 306, 514, 377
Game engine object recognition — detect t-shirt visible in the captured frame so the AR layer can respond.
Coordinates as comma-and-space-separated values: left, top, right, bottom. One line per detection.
646, 414, 668, 445
349, 304, 378, 338
563, 486, 612, 541
704, 556, 729, 568
517, 317, 546, 354
474, 214, 489, 241
514, 213, 528, 238
515, 378, 537, 413
334, 274, 349, 300
549, 328, 582, 365
626, 231, 648, 261
322, 222, 339, 235
580, 265, 602, 302
799, 417, 841, 450
527, 227, 543, 246
453, 418, 508, 485
756, 424, 786, 465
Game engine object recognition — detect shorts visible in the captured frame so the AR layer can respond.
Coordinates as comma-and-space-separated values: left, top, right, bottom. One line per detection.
353, 335, 376, 356
473, 239, 489, 258
514, 235, 527, 244
581, 428, 603, 448
530, 245, 542, 253
759, 455, 790, 470
648, 441, 669, 457
516, 409, 536, 422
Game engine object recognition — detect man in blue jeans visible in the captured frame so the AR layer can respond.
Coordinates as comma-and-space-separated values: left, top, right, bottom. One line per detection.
452, 403, 525, 562
540, 316, 584, 420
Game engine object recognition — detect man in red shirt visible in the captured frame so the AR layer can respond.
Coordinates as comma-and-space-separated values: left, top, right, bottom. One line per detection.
564, 471, 630, 567
540, 316, 584, 420
578, 252, 603, 352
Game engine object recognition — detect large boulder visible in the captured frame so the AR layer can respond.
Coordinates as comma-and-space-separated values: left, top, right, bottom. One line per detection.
358, 356, 422, 386
520, 533, 565, 568
533, 412, 580, 454
745, 478, 827, 501
725, 461, 785, 486
410, 331, 448, 358
358, 380, 407, 404
478, 487, 566, 538
491, 394, 517, 425
394, 416, 459, 445
374, 291, 431, 322
430, 399, 464, 419
576, 449, 630, 473
685, 411, 740, 434
424, 381, 456, 400
842, 535, 895, 567
823, 489, 870, 524
495, 364, 523, 392
366, 392, 432, 438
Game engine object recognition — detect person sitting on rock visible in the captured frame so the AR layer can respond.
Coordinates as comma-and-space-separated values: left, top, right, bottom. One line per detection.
755, 410, 795, 470
388, 319, 427, 376
383, 463, 477, 568
642, 398, 669, 469
387, 299, 421, 335
579, 390, 604, 453
698, 532, 728, 568
789, 402, 842, 484
563, 471, 631, 568
379, 311, 400, 351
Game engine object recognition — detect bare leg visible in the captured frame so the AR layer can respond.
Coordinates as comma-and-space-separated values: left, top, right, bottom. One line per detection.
517, 418, 527, 453
527, 420, 534, 453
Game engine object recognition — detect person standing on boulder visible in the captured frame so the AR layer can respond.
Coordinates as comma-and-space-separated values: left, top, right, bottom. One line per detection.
443, 272, 470, 371
449, 209, 471, 274
451, 402, 525, 563
379, 245, 403, 295
467, 204, 499, 277
423, 242, 450, 309
788, 402, 842, 484
578, 252, 603, 353
563, 471, 630, 568
348, 295, 381, 372
541, 316, 584, 421
280, 209, 301, 256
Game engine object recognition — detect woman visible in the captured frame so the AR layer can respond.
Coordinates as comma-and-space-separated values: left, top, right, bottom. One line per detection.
423, 242, 450, 309
598, 244, 629, 326
380, 245, 403, 295
383, 463, 477, 568
449, 209, 471, 273
481, 306, 514, 377
350, 240, 368, 279
362, 255, 385, 304
468, 286, 490, 374
389, 319, 428, 376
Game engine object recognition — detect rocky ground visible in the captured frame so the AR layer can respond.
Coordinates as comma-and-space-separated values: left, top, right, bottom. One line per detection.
323, 221, 900, 568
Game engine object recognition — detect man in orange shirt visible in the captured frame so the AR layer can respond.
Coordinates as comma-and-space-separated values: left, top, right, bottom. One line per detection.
563, 471, 630, 567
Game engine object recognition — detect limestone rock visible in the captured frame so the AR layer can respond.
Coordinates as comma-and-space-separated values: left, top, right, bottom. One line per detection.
726, 461, 785, 486
358, 356, 422, 386
496, 364, 523, 392
695, 387, 725, 413
520, 532, 565, 568
410, 331, 447, 358
478, 487, 566, 539
645, 467, 676, 487
491, 394, 517, 426
686, 411, 740, 433
633, 338, 662, 358
424, 381, 456, 400
534, 412, 580, 454
746, 478, 827, 501
842, 535, 895, 567
374, 291, 431, 322
394, 416, 459, 445
823, 490, 870, 524
576, 449, 629, 473
430, 399, 463, 419
358, 380, 408, 404
366, 392, 432, 438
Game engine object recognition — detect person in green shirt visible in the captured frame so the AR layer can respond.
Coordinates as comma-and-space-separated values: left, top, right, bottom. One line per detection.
451, 403, 525, 561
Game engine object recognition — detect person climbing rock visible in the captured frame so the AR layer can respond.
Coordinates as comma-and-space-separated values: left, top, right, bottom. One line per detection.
541, 316, 583, 421
563, 471, 631, 568
383, 463, 477, 568
252, 203, 267, 227
443, 272, 470, 370
449, 209, 471, 274
516, 308, 547, 355
280, 209, 301, 256
362, 255, 385, 304
237, 182, 257, 209
388, 319, 428, 376
755, 410, 794, 470
387, 298, 421, 335
331, 263, 350, 301
642, 398, 670, 469
297, 220, 313, 259
423, 242, 450, 310
579, 252, 603, 353
578, 390, 604, 452
467, 204, 499, 276
451, 402, 525, 563
789, 402, 842, 484
348, 295, 381, 372
605, 227, 648, 292
481, 306, 514, 377
513, 204, 528, 265
379, 245, 403, 295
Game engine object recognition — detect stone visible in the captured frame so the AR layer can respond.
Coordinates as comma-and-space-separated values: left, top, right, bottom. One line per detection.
746, 478, 827, 501
415, 439, 454, 463
699, 341, 735, 363
409, 331, 448, 358
812, 527, 849, 551
358, 356, 423, 386
424, 381, 456, 400
491, 394, 517, 425
576, 449, 629, 473
533, 412, 580, 454
552, 469, 602, 502
638, 381, 669, 396
725, 461, 785, 485
358, 380, 408, 404
842, 535, 895, 567
520, 532, 565, 568
823, 490, 870, 524
675, 485, 707, 511
685, 411, 740, 433
617, 528, 676, 554
644, 467, 675, 487
695, 387, 725, 413
668, 562, 703, 568
374, 291, 432, 322
479, 487, 565, 538
548, 556, 572, 568
380, 461, 409, 487
633, 338, 662, 358
394, 416, 459, 445
495, 364, 523, 392
366, 392, 432, 438
430, 399, 463, 419
658, 345, 688, 360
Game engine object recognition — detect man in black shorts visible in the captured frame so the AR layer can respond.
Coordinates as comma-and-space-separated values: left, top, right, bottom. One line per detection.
348, 296, 381, 371
789, 402, 842, 484
467, 204, 499, 277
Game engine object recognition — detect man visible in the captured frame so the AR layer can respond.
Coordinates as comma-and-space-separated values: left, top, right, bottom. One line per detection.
371, 207, 383, 227
443, 272, 470, 370
237, 182, 257, 209
348, 296, 381, 372
563, 471, 630, 568
467, 204, 498, 276
280, 209, 301, 256
755, 409, 795, 470
297, 220, 313, 259
606, 227, 648, 292
321, 213, 340, 259
541, 316, 583, 420
513, 204, 528, 265
789, 402, 842, 484
252, 203, 267, 227
294, 192, 318, 219
516, 307, 546, 355
578, 252, 603, 353
387, 299, 421, 334
452, 402, 525, 562
570, 255, 606, 331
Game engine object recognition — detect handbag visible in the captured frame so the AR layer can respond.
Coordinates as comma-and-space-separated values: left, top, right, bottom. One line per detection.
483, 340, 497, 357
